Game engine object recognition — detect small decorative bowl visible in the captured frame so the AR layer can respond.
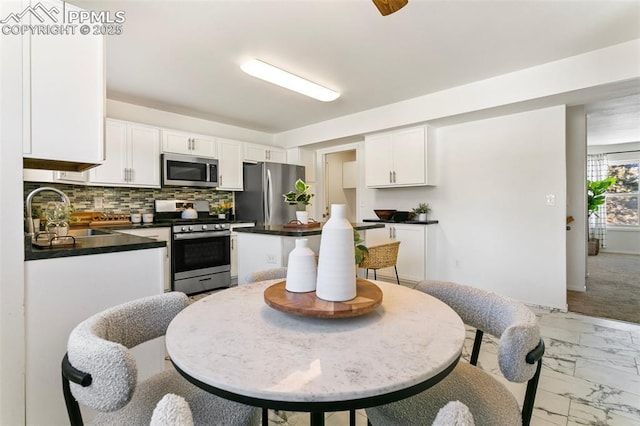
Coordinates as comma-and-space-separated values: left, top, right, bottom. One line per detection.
374, 209, 397, 220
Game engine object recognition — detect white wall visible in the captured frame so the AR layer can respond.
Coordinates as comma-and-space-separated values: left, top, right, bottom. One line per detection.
325, 151, 357, 222
107, 99, 275, 145
362, 106, 568, 309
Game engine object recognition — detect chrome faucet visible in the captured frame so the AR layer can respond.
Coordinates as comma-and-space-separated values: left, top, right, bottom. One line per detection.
25, 187, 71, 237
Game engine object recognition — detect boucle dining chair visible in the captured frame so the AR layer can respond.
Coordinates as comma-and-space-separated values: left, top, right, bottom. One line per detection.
149, 394, 193, 426
247, 266, 288, 283
358, 241, 401, 284
62, 292, 261, 426
365, 280, 545, 426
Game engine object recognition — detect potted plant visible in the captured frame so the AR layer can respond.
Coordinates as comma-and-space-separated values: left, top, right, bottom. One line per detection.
283, 179, 314, 224
587, 177, 615, 255
213, 202, 232, 219
30, 206, 42, 232
412, 202, 431, 222
354, 229, 369, 265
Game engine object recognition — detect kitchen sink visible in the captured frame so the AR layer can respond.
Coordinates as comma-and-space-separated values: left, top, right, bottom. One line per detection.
65, 228, 111, 237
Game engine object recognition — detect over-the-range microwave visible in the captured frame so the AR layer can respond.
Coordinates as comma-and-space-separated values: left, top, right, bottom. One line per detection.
161, 153, 218, 188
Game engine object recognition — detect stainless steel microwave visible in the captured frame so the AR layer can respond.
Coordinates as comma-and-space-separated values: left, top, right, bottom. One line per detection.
161, 153, 219, 188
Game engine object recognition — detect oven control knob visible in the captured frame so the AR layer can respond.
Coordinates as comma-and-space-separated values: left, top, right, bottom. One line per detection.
188, 226, 194, 231
202, 225, 208, 230
214, 224, 221, 229
181, 226, 187, 232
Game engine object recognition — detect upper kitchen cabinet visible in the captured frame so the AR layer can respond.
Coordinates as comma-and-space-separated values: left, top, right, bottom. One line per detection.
162, 129, 217, 158
216, 138, 244, 191
287, 148, 316, 182
244, 143, 287, 163
365, 126, 436, 188
22, 0, 105, 171
90, 119, 160, 188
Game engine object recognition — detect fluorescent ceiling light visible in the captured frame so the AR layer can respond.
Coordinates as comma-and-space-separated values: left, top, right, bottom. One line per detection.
241, 59, 340, 102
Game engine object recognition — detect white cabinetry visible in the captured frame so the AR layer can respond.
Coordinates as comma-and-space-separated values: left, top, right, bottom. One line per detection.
287, 147, 316, 182
363, 224, 429, 282
230, 223, 255, 285
217, 138, 244, 191
162, 129, 217, 158
91, 119, 161, 187
115, 227, 172, 292
245, 143, 287, 163
24, 248, 164, 425
365, 126, 436, 188
22, 0, 104, 169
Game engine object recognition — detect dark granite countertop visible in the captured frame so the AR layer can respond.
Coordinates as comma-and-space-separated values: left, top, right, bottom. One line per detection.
234, 222, 384, 237
24, 229, 166, 261
363, 219, 439, 225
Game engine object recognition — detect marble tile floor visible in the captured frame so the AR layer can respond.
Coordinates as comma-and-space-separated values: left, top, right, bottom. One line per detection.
184, 285, 640, 426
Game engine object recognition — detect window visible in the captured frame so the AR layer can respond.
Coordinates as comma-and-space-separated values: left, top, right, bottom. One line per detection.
606, 160, 639, 227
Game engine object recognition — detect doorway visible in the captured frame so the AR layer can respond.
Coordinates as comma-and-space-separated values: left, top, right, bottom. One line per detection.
323, 150, 357, 222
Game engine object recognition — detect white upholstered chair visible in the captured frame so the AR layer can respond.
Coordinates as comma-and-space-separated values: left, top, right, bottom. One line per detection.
247, 266, 288, 283
150, 394, 194, 426
62, 292, 261, 426
365, 280, 544, 426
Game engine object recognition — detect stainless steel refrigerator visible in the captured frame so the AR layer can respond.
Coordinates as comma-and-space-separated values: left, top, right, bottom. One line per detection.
235, 162, 305, 226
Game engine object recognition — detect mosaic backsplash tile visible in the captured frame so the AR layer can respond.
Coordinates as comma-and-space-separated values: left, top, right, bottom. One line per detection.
24, 182, 234, 216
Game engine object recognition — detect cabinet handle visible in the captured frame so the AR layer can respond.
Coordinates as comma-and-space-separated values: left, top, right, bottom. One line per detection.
393, 171, 396, 183
389, 171, 393, 183
266, 150, 270, 160
220, 175, 223, 185
123, 168, 127, 182
129, 168, 133, 182
231, 239, 234, 249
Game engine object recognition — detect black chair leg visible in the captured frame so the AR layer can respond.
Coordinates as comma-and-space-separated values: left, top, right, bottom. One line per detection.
349, 409, 356, 426
373, 270, 377, 280
394, 266, 400, 284
262, 408, 268, 426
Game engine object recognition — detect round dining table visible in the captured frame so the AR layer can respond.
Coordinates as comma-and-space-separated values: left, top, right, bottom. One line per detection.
166, 280, 465, 426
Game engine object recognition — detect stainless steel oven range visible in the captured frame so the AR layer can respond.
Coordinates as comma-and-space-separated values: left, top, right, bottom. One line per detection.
155, 200, 231, 295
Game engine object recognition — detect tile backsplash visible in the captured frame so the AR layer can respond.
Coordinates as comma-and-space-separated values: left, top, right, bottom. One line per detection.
23, 182, 233, 216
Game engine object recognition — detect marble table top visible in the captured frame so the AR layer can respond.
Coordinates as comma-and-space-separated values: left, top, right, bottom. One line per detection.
166, 280, 465, 408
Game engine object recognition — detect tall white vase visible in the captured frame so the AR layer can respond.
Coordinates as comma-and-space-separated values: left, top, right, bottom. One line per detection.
315, 204, 356, 301
285, 239, 317, 293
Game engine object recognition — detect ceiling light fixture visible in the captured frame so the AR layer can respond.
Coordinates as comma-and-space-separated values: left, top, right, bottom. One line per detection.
241, 59, 340, 102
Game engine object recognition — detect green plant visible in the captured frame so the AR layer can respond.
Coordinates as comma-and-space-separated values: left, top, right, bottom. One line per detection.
587, 177, 616, 217
283, 179, 314, 211
354, 229, 369, 264
412, 203, 431, 214
31, 206, 42, 219
213, 202, 232, 214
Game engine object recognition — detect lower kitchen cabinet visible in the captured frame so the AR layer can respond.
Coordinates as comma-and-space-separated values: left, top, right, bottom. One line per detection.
230, 223, 255, 285
116, 227, 171, 291
362, 223, 435, 282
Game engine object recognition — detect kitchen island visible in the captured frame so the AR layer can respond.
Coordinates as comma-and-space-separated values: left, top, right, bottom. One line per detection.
235, 222, 384, 284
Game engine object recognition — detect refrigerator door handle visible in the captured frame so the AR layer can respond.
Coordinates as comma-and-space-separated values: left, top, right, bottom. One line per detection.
265, 169, 272, 225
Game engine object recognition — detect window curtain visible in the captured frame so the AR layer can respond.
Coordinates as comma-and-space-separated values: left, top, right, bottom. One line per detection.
587, 153, 608, 247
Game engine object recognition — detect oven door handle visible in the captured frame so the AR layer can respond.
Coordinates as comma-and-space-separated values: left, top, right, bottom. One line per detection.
173, 231, 231, 240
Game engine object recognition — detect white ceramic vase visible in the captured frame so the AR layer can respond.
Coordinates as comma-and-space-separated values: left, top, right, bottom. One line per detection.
285, 239, 317, 293
315, 204, 356, 301
218, 213, 226, 219
418, 213, 428, 222
296, 210, 309, 224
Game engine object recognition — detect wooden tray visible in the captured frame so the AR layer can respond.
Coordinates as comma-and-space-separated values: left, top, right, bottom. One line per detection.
89, 220, 132, 227
263, 278, 383, 319
283, 221, 321, 229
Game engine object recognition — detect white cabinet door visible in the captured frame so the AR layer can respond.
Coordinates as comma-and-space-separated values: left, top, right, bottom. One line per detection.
217, 139, 244, 191
244, 143, 286, 163
393, 127, 425, 186
287, 148, 317, 182
91, 119, 160, 187
115, 228, 171, 292
23, 0, 104, 166
162, 129, 217, 158
128, 124, 161, 186
365, 133, 394, 187
91, 120, 128, 185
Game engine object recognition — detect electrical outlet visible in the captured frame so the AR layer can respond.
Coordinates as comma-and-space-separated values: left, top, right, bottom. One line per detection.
266, 254, 277, 264
94, 197, 104, 209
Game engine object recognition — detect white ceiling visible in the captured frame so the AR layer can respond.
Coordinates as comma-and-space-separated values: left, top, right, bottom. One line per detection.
71, 0, 640, 134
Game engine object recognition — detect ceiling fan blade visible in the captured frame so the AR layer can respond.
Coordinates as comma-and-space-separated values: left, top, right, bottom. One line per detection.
372, 0, 408, 16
